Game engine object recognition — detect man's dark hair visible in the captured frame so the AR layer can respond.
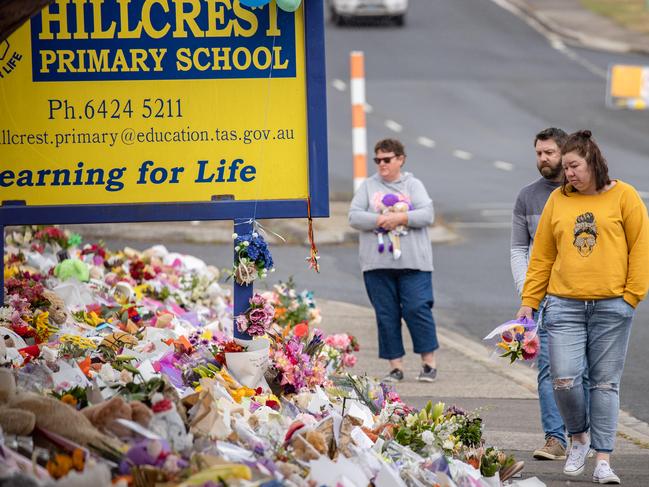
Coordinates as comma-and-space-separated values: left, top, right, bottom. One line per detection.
534, 127, 568, 148
374, 138, 406, 157
561, 130, 610, 194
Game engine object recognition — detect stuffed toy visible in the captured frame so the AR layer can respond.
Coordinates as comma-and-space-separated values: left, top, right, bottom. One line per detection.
54, 259, 90, 282
149, 393, 193, 453
81, 395, 152, 437
0, 369, 121, 450
42, 289, 68, 325
118, 438, 187, 474
374, 193, 412, 260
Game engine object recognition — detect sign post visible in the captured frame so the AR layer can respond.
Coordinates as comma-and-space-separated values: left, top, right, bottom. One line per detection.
0, 0, 329, 329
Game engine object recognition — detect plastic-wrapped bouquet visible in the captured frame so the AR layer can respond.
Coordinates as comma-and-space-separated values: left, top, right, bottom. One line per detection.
230, 232, 274, 285
235, 293, 275, 337
484, 317, 539, 364
322, 333, 359, 372
270, 329, 328, 394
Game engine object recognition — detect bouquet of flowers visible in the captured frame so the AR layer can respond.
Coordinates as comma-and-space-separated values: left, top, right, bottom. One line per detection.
235, 293, 275, 337
270, 329, 328, 395
322, 333, 359, 372
230, 232, 274, 285
484, 317, 539, 364
393, 401, 483, 456
265, 278, 321, 329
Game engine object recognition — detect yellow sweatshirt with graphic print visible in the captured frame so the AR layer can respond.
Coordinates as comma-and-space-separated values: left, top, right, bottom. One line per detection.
522, 180, 649, 309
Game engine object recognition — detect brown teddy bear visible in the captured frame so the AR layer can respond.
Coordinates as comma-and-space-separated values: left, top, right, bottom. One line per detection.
0, 369, 121, 450
42, 289, 68, 325
81, 395, 152, 437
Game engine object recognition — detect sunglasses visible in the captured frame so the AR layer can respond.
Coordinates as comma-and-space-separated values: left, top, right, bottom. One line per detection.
373, 155, 397, 165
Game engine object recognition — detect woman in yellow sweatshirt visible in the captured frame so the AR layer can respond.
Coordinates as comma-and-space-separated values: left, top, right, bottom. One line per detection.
516, 130, 649, 485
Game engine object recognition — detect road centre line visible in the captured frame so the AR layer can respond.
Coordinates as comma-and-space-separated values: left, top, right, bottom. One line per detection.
417, 136, 436, 148
638, 191, 649, 200
493, 160, 514, 171
385, 119, 403, 132
452, 150, 473, 160
331, 79, 347, 91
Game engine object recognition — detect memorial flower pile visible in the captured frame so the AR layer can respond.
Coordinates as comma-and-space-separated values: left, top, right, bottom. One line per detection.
0, 225, 538, 487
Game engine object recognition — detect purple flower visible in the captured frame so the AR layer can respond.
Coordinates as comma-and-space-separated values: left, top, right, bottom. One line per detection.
249, 307, 273, 327
236, 314, 249, 332
246, 323, 267, 336
250, 293, 266, 307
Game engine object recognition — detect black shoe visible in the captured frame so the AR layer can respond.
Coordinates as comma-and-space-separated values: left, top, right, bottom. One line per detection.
417, 364, 437, 382
382, 368, 404, 383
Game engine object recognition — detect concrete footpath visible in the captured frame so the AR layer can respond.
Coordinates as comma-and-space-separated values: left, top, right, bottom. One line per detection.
318, 299, 649, 486
504, 0, 649, 55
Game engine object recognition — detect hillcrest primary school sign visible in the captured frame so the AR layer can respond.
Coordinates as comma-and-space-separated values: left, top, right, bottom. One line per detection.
0, 0, 329, 225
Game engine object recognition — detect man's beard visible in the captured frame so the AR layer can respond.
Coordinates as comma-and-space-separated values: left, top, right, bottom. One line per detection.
539, 164, 562, 180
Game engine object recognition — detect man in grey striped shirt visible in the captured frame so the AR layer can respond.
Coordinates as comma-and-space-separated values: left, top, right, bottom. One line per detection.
511, 128, 569, 460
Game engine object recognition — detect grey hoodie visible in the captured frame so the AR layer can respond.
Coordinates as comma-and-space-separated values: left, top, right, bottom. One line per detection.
349, 172, 434, 272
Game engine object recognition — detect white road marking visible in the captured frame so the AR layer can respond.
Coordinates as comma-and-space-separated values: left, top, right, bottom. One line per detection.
190, 221, 201, 226
332, 79, 347, 91
493, 160, 514, 171
454, 221, 512, 229
417, 136, 436, 148
385, 119, 403, 132
468, 202, 513, 209
452, 150, 473, 160
480, 209, 513, 217
638, 191, 649, 200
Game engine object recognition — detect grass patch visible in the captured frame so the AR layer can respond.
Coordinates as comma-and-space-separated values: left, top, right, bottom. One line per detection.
580, 0, 649, 35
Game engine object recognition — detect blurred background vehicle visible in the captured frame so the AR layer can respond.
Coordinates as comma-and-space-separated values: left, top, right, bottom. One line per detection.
328, 0, 408, 26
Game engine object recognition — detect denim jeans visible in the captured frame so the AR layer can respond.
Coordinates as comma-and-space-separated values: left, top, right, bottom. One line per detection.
543, 295, 634, 452
536, 303, 590, 448
363, 269, 439, 360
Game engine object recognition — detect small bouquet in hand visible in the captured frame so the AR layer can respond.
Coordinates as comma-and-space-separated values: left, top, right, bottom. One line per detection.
484, 317, 539, 364
230, 232, 274, 285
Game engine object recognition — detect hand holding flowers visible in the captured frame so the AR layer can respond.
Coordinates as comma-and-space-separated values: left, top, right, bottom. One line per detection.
484, 318, 539, 364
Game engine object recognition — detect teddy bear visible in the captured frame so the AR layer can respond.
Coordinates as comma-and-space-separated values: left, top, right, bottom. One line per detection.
0, 369, 121, 450
375, 193, 412, 260
81, 395, 152, 438
42, 289, 68, 325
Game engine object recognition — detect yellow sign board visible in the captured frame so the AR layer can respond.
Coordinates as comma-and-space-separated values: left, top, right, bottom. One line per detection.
0, 1, 310, 207
607, 64, 649, 110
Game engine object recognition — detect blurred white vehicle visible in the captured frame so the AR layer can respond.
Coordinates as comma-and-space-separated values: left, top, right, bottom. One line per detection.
328, 0, 408, 26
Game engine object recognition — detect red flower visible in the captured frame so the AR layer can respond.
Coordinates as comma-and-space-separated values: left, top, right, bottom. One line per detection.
293, 323, 309, 338
265, 400, 280, 410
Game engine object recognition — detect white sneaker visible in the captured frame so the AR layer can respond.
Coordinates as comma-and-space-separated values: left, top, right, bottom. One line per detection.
592, 460, 620, 484
563, 438, 590, 476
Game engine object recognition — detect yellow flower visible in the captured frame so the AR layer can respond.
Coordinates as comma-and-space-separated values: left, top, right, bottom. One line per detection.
61, 393, 77, 407
83, 311, 103, 327
496, 341, 510, 351
3, 266, 18, 280
133, 284, 151, 301
34, 312, 57, 342
60, 334, 97, 350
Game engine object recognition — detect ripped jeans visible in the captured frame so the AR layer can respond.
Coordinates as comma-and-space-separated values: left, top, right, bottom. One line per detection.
543, 295, 634, 452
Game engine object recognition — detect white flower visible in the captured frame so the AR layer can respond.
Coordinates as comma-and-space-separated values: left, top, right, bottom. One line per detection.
0, 307, 12, 323
232, 233, 238, 239
443, 439, 455, 451
421, 430, 436, 446
252, 232, 259, 238
235, 246, 240, 251
100, 363, 119, 383
243, 241, 249, 247
405, 414, 417, 427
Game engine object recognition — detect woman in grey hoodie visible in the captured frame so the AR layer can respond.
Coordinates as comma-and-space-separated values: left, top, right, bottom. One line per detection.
349, 138, 439, 383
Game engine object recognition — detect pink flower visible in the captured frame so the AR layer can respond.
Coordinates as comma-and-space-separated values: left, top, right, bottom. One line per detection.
522, 334, 540, 360
342, 353, 357, 368
250, 293, 266, 307
325, 333, 351, 350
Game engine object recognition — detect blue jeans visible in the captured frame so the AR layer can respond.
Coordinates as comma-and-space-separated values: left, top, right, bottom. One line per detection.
543, 295, 634, 452
363, 269, 439, 360
536, 303, 590, 448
